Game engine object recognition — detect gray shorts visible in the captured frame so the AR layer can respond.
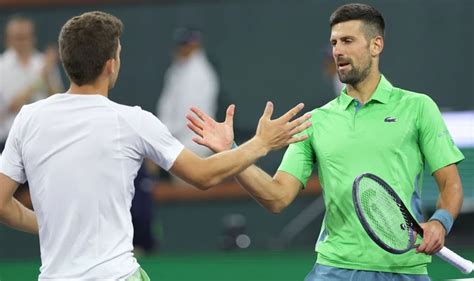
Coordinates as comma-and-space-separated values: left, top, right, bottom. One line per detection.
304, 263, 431, 281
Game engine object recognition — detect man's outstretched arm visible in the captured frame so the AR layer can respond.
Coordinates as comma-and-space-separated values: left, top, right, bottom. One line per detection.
171, 102, 310, 190
186, 104, 305, 213
234, 168, 302, 214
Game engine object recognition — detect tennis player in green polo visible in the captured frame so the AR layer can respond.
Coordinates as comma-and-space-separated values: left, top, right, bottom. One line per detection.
186, 3, 465, 280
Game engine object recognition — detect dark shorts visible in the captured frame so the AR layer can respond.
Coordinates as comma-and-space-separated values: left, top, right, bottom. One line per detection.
304, 263, 431, 281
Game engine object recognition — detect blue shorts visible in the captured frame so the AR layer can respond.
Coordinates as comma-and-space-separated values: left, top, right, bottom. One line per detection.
304, 263, 431, 281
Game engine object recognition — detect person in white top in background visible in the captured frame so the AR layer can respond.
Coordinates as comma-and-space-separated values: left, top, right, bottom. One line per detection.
0, 15, 63, 150
0, 11, 311, 280
156, 27, 218, 157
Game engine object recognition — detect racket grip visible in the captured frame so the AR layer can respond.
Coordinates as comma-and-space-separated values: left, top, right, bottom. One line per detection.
436, 247, 473, 274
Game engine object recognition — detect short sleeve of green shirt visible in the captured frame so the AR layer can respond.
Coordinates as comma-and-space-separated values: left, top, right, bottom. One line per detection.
277, 124, 316, 188
418, 95, 464, 173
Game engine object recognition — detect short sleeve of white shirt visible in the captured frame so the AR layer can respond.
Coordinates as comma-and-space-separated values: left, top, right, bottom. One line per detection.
0, 109, 26, 183
134, 109, 184, 171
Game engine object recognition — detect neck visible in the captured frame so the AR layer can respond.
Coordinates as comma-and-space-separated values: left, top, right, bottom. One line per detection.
67, 80, 109, 97
345, 69, 381, 104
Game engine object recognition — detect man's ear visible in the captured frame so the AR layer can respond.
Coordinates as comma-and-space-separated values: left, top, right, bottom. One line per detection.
105, 58, 116, 75
371, 35, 384, 57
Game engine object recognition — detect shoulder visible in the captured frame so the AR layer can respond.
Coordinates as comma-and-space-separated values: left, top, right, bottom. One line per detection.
390, 87, 440, 115
312, 97, 340, 119
8, 98, 51, 136
104, 99, 150, 127
392, 88, 441, 126
299, 99, 338, 135
319, 97, 340, 110
20, 96, 52, 117
392, 87, 435, 105
106, 98, 143, 114
106, 100, 169, 133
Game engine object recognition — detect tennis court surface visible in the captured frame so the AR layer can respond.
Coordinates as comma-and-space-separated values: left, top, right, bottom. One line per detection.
0, 250, 473, 281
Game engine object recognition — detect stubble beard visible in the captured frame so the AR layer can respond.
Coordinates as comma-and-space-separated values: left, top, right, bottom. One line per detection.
337, 58, 372, 87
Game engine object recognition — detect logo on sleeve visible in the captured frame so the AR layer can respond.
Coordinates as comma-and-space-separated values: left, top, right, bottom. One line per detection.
384, 117, 397, 123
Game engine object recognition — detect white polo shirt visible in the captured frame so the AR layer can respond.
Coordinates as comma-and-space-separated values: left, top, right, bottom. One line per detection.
0, 93, 184, 280
0, 48, 63, 142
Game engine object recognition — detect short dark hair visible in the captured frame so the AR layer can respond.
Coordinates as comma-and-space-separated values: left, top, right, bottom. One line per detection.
59, 11, 123, 86
329, 3, 385, 38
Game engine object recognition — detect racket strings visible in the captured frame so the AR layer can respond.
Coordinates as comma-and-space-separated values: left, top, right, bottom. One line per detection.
359, 177, 412, 251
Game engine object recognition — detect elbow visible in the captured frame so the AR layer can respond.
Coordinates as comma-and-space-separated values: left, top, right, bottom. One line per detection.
268, 206, 285, 215
267, 200, 290, 214
269, 206, 284, 214
188, 159, 227, 190
192, 175, 223, 191
194, 182, 213, 191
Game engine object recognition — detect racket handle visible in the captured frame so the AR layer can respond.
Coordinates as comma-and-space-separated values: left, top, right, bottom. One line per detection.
436, 247, 473, 274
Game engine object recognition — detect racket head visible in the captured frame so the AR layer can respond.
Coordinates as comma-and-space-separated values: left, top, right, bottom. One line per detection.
352, 173, 420, 254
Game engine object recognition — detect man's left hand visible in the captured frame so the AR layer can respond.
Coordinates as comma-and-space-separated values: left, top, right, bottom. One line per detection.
416, 220, 446, 255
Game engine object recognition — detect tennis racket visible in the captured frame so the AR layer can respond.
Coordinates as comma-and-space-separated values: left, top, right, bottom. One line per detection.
352, 172, 473, 274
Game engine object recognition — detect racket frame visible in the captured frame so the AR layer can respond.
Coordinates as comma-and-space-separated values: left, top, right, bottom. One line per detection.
353, 173, 422, 254
352, 172, 473, 274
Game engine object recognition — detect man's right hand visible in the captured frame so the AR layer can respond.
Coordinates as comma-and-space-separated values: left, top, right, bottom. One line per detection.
187, 102, 311, 154
254, 102, 311, 152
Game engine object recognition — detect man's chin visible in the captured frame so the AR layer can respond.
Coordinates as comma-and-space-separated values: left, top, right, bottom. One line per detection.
338, 71, 359, 84
337, 74, 349, 84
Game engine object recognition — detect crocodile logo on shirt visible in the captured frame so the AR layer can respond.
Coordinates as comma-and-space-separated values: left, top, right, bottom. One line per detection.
384, 117, 397, 123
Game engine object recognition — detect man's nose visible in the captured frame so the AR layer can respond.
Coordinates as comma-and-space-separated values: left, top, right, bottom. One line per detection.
332, 44, 343, 58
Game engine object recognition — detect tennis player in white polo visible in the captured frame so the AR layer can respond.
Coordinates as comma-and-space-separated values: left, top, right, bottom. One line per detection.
0, 11, 311, 280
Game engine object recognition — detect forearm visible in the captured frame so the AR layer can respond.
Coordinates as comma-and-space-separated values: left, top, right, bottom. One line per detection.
173, 136, 270, 189
0, 198, 38, 234
235, 167, 290, 213
428, 165, 464, 236
199, 137, 269, 187
436, 181, 463, 219
418, 177, 463, 254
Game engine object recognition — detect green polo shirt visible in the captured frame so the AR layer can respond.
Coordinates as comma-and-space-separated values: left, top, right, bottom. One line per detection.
278, 75, 464, 274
